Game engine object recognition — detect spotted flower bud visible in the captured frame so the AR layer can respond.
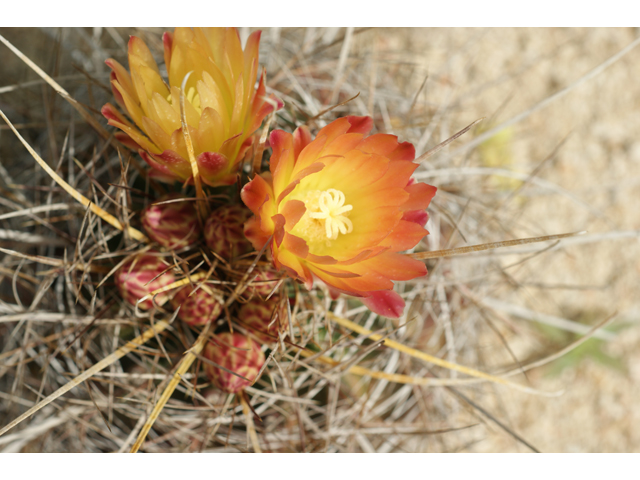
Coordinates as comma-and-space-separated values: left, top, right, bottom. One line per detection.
244, 268, 280, 298
141, 194, 201, 248
171, 285, 222, 326
237, 297, 286, 343
204, 204, 253, 260
116, 253, 175, 310
204, 332, 265, 393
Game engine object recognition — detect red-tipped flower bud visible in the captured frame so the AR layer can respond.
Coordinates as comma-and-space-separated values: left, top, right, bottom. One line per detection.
238, 297, 286, 343
204, 204, 253, 260
245, 268, 280, 298
204, 332, 265, 393
141, 194, 201, 248
171, 286, 222, 326
116, 254, 175, 310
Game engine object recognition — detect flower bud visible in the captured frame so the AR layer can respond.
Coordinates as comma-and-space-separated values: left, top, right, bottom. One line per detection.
245, 268, 280, 298
204, 332, 265, 393
238, 297, 287, 343
204, 204, 253, 260
141, 194, 201, 248
116, 254, 175, 310
171, 286, 222, 326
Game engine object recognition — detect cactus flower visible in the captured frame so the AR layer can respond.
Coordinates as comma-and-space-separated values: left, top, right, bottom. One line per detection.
102, 27, 282, 186
141, 194, 201, 248
171, 285, 222, 326
204, 332, 265, 393
237, 297, 286, 343
204, 204, 253, 260
241, 116, 437, 318
116, 253, 176, 310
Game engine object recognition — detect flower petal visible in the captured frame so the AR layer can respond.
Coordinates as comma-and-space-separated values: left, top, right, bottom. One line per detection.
361, 290, 405, 318
345, 115, 374, 135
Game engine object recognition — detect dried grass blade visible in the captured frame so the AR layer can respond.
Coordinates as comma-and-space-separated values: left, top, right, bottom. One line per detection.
129, 323, 211, 453
0, 247, 106, 273
309, 92, 360, 122
0, 109, 147, 242
0, 320, 169, 437
0, 33, 111, 139
252, 108, 275, 175
136, 272, 207, 308
179, 73, 209, 221
415, 117, 484, 162
326, 313, 554, 396
240, 393, 262, 453
408, 231, 585, 260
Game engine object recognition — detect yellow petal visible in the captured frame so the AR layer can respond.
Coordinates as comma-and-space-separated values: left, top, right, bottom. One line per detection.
112, 80, 145, 131
148, 91, 180, 134
197, 107, 225, 153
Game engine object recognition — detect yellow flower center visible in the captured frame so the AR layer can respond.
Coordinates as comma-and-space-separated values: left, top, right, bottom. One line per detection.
167, 87, 202, 115
294, 189, 353, 245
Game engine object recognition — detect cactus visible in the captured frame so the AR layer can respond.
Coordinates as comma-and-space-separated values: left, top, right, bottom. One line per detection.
204, 204, 253, 260
171, 286, 222, 326
203, 332, 265, 393
141, 194, 201, 249
238, 297, 287, 343
116, 253, 175, 310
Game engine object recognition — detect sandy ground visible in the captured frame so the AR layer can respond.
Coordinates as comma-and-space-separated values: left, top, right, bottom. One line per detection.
373, 27, 640, 452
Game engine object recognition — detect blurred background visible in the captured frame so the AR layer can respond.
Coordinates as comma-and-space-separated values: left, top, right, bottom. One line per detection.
1, 27, 639, 452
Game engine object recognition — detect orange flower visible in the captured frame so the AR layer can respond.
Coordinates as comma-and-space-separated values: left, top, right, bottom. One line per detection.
241, 116, 437, 318
102, 28, 282, 186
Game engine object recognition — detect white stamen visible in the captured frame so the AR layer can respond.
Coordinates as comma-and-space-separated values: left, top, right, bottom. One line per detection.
307, 188, 353, 240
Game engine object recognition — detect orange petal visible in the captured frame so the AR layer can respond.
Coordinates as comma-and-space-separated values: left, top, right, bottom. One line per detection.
355, 251, 426, 281
401, 182, 437, 211
241, 174, 273, 214
293, 125, 312, 158
273, 148, 295, 198
269, 129, 293, 176
388, 141, 415, 161
379, 219, 428, 251
274, 248, 311, 284
315, 117, 352, 144
322, 133, 365, 157
345, 115, 374, 134
281, 232, 309, 258
280, 199, 306, 230
244, 216, 271, 251
276, 162, 325, 204
357, 133, 403, 156
402, 210, 429, 227
293, 134, 328, 174
361, 290, 405, 318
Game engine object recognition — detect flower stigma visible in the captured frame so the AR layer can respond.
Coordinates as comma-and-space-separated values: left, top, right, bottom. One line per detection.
295, 189, 353, 245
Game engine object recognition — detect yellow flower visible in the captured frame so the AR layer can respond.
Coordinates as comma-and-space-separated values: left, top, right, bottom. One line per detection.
102, 28, 282, 186
241, 116, 437, 318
